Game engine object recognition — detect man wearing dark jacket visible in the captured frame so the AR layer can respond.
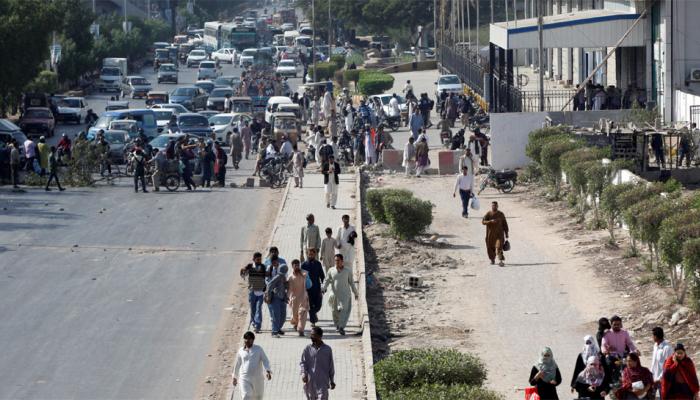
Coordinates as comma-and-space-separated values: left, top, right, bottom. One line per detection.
301, 248, 325, 327
322, 155, 340, 209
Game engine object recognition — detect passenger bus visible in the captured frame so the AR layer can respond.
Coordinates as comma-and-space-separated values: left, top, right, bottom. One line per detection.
222, 23, 257, 51
203, 21, 224, 52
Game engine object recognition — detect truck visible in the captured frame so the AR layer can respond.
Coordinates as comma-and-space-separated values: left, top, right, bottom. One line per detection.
99, 58, 127, 92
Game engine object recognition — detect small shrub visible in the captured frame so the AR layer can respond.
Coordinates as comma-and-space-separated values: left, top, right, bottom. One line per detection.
520, 163, 542, 183
525, 126, 572, 165
381, 384, 504, 400
357, 71, 395, 95
308, 62, 338, 81
374, 349, 487, 397
366, 188, 412, 223
383, 195, 433, 239
601, 182, 636, 242
540, 139, 581, 200
345, 51, 364, 67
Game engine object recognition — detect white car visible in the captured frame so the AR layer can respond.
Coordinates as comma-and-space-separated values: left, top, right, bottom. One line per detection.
151, 103, 189, 115
186, 49, 208, 67
281, 23, 294, 31
435, 74, 463, 98
275, 59, 297, 77
56, 97, 88, 124
153, 109, 174, 133
239, 48, 256, 68
370, 94, 408, 117
212, 47, 237, 64
197, 61, 219, 80
208, 113, 253, 143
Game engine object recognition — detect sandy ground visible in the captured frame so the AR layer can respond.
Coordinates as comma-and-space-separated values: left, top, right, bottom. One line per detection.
365, 173, 628, 399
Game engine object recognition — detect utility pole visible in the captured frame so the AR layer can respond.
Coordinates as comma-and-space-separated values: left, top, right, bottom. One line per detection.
538, 0, 544, 111
476, 0, 480, 53
328, 0, 332, 51
312, 0, 316, 82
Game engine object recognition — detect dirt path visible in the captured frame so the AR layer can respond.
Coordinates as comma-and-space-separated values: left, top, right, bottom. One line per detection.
369, 174, 630, 399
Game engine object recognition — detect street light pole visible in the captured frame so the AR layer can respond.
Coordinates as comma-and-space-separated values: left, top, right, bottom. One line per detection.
538, 0, 544, 111
328, 0, 332, 52
312, 0, 316, 82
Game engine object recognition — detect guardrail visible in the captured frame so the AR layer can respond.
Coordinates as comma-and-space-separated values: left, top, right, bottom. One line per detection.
354, 170, 377, 400
439, 46, 485, 96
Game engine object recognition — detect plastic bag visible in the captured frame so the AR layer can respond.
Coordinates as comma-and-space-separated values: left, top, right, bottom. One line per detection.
470, 194, 480, 210
524, 387, 539, 400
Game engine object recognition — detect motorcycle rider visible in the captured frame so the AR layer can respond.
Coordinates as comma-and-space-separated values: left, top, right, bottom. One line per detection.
358, 100, 372, 127
451, 129, 466, 151
57, 133, 72, 160
388, 94, 401, 126
84, 109, 98, 126
402, 80, 414, 100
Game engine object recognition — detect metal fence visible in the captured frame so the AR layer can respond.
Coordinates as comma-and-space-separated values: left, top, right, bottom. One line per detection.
439, 46, 486, 96
520, 89, 579, 112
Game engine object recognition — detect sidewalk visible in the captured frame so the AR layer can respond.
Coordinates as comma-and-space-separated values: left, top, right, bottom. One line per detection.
231, 172, 365, 400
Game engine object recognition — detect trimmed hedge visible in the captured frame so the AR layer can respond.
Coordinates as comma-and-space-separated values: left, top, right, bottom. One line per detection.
381, 384, 504, 400
329, 54, 345, 70
357, 71, 395, 95
366, 188, 413, 223
343, 69, 361, 83
308, 62, 338, 81
383, 195, 433, 239
375, 349, 487, 397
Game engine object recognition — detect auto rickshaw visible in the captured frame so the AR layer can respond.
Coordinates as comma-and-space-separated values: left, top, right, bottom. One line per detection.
154, 48, 170, 70
178, 43, 193, 64
270, 112, 301, 144
231, 96, 254, 114
145, 91, 169, 107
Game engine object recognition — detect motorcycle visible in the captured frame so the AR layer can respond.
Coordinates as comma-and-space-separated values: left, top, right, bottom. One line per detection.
84, 109, 98, 126
261, 155, 288, 188
306, 143, 316, 164
383, 115, 400, 132
478, 167, 517, 194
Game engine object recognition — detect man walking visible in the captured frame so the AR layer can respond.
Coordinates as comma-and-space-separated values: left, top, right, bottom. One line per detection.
322, 254, 358, 335
10, 140, 21, 189
241, 252, 267, 333
288, 259, 309, 336
149, 148, 166, 191
650, 326, 673, 397
230, 129, 244, 170
408, 108, 423, 141
44, 146, 65, 191
214, 141, 227, 186
242, 121, 252, 159
301, 214, 322, 260
232, 331, 272, 400
402, 136, 416, 176
322, 155, 340, 209
300, 326, 335, 400
453, 166, 474, 218
302, 248, 324, 328
481, 201, 509, 266
23, 137, 36, 172
132, 148, 148, 193
266, 262, 288, 337
335, 214, 357, 268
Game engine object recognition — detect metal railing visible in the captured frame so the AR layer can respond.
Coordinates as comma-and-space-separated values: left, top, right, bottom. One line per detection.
520, 89, 579, 112
439, 46, 486, 96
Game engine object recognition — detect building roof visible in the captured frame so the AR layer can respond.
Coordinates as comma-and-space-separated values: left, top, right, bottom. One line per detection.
489, 10, 644, 50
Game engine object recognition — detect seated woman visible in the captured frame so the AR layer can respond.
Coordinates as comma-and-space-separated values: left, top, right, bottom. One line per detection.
615, 353, 653, 400
573, 356, 610, 399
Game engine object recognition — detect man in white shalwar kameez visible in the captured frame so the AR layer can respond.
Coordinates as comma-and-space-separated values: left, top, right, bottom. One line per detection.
335, 214, 356, 268
364, 128, 376, 165
321, 90, 333, 127
233, 331, 272, 400
310, 96, 320, 126
321, 254, 358, 336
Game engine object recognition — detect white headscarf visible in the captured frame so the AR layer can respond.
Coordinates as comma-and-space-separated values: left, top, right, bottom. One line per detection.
581, 334, 600, 361
577, 355, 605, 386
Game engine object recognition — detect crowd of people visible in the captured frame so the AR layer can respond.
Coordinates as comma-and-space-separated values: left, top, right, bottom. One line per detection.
527, 316, 699, 399
236, 212, 357, 399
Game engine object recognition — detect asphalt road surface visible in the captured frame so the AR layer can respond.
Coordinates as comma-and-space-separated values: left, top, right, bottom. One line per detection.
0, 57, 299, 399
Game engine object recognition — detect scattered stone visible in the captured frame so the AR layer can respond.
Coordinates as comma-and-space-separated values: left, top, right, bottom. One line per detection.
73, 244, 78, 248
59, 208, 64, 211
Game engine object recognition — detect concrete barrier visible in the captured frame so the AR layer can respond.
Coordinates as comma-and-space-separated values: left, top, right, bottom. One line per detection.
381, 149, 403, 170
437, 150, 461, 175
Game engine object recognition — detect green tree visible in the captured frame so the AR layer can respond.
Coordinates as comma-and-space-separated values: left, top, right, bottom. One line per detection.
0, 0, 62, 114
540, 140, 581, 200
681, 238, 700, 310
525, 126, 572, 166
600, 182, 636, 242
659, 209, 700, 303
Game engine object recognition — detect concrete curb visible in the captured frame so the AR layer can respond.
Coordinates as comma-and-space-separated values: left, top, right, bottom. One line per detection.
355, 170, 378, 400
225, 179, 293, 400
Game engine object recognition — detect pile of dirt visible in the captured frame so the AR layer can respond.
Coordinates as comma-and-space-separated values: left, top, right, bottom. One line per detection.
364, 222, 474, 360
515, 183, 700, 359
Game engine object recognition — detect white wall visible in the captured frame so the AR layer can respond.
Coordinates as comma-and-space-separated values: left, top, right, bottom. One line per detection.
491, 112, 549, 170
674, 89, 700, 124
670, 0, 700, 122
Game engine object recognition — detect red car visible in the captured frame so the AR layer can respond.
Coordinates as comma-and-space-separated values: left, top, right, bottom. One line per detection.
20, 107, 55, 138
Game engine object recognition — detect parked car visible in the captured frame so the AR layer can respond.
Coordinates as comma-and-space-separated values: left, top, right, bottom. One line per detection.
206, 87, 235, 111
435, 74, 463, 99
209, 113, 252, 143
108, 120, 140, 140
102, 129, 130, 163
369, 94, 408, 118
198, 110, 218, 120
56, 97, 88, 124
186, 49, 208, 67
194, 80, 216, 95
20, 107, 55, 138
105, 100, 130, 111
87, 109, 157, 140
197, 61, 219, 80
149, 133, 185, 153
169, 113, 213, 138
275, 59, 297, 77
125, 76, 152, 99
0, 119, 27, 160
212, 47, 237, 64
170, 86, 208, 111
157, 63, 178, 84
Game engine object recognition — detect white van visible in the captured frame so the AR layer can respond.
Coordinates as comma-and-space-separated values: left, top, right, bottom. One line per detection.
265, 96, 293, 123
277, 103, 302, 121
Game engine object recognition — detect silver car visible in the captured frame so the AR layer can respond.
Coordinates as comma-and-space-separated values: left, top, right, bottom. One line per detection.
157, 64, 178, 84
125, 76, 152, 99
197, 61, 219, 80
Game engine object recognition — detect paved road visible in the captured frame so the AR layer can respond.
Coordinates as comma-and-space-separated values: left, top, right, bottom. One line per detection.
0, 55, 300, 398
